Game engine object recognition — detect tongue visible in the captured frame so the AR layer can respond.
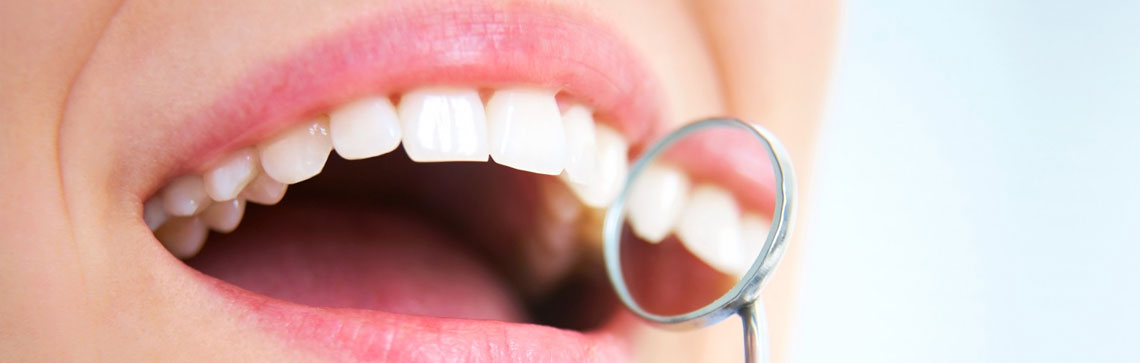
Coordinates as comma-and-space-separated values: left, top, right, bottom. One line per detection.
186, 202, 525, 322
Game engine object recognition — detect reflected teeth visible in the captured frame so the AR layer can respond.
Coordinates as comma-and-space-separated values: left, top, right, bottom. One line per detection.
734, 213, 772, 276
486, 88, 567, 174
565, 125, 628, 207
204, 147, 258, 201
259, 118, 333, 184
398, 88, 488, 162
626, 164, 689, 243
145, 87, 644, 259
675, 185, 742, 274
330, 96, 402, 160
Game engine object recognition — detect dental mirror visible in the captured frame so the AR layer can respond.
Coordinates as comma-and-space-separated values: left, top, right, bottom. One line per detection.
603, 118, 796, 363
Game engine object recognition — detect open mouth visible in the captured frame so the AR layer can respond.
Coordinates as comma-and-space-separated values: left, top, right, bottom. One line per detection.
80, 1, 777, 361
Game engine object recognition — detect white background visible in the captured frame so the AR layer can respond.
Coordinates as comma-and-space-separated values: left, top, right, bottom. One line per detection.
790, 1, 1140, 362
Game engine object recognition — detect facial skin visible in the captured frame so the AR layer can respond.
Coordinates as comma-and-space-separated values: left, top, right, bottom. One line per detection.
0, 0, 835, 361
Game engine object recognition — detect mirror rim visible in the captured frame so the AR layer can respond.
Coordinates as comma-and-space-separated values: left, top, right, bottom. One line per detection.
602, 118, 797, 330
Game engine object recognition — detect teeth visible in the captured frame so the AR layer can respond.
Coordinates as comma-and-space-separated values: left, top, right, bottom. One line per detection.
675, 185, 742, 275
201, 199, 246, 233
566, 125, 628, 207
627, 164, 690, 243
329, 96, 402, 160
259, 117, 333, 184
397, 88, 489, 162
734, 213, 772, 276
143, 196, 169, 230
155, 216, 209, 259
204, 148, 259, 201
240, 171, 287, 205
485, 88, 566, 175
162, 175, 212, 217
561, 105, 597, 184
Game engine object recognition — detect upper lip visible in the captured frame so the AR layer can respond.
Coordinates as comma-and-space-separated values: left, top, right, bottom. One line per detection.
148, 1, 661, 361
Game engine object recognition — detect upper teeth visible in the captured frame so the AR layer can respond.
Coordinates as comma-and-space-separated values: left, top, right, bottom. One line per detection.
143, 86, 632, 259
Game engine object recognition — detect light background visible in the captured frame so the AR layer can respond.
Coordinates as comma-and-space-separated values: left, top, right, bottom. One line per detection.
789, 1, 1140, 362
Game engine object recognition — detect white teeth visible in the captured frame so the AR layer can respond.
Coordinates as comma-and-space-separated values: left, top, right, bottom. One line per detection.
397, 88, 489, 162
240, 171, 287, 205
627, 164, 690, 243
259, 117, 333, 184
201, 199, 246, 233
566, 125, 628, 207
162, 175, 212, 217
204, 148, 259, 201
675, 185, 742, 275
329, 96, 402, 160
155, 216, 209, 259
561, 105, 597, 184
485, 88, 567, 175
143, 196, 169, 230
734, 213, 772, 276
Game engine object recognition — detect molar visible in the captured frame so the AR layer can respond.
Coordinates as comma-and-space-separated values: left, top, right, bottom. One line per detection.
162, 175, 212, 217
202, 199, 246, 233
329, 96, 402, 160
397, 87, 489, 162
204, 147, 259, 201
486, 88, 567, 175
155, 216, 209, 259
241, 171, 287, 205
259, 117, 334, 184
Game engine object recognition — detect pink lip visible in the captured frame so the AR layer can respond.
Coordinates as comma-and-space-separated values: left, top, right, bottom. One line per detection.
170, 1, 654, 361
178, 0, 663, 171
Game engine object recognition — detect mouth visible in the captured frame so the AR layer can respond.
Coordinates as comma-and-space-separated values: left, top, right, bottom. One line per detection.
105, 1, 774, 361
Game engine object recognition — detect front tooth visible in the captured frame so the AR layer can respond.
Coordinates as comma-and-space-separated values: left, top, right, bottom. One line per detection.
155, 216, 209, 259
202, 199, 246, 233
566, 125, 628, 207
486, 88, 566, 175
561, 105, 597, 184
259, 117, 333, 184
240, 171, 287, 205
204, 148, 258, 201
734, 213, 772, 276
162, 175, 212, 217
397, 87, 489, 162
675, 185, 742, 275
329, 96, 402, 160
627, 164, 690, 243
143, 196, 169, 230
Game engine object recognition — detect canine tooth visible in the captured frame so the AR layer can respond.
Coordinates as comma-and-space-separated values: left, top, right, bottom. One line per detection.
561, 105, 597, 184
675, 185, 742, 275
627, 164, 689, 243
734, 213, 772, 276
143, 196, 169, 230
397, 87, 488, 162
330, 96, 402, 160
486, 88, 566, 175
259, 118, 333, 184
155, 216, 209, 259
240, 172, 287, 205
204, 148, 258, 201
202, 199, 245, 233
162, 175, 212, 217
566, 125, 628, 207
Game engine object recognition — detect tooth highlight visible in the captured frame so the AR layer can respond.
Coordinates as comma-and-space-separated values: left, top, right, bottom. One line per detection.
330, 96, 402, 160
734, 213, 772, 276
162, 175, 212, 217
204, 148, 259, 201
202, 199, 246, 233
566, 125, 628, 207
259, 117, 333, 184
143, 196, 169, 230
241, 171, 287, 205
675, 185, 742, 275
485, 88, 567, 175
627, 164, 690, 243
397, 88, 489, 162
155, 216, 209, 259
561, 105, 597, 184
